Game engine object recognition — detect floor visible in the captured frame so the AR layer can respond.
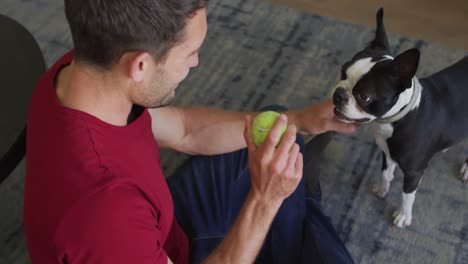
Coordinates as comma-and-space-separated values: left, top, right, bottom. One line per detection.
270, 0, 468, 51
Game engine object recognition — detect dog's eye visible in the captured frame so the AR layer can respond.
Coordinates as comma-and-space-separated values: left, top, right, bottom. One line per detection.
359, 94, 372, 103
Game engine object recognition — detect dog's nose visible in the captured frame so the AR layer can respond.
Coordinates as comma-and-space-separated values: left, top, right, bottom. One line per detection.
333, 87, 348, 105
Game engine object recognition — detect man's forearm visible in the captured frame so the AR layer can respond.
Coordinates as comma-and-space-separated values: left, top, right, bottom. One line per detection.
152, 100, 355, 155
175, 106, 301, 155
202, 192, 282, 264
177, 106, 249, 155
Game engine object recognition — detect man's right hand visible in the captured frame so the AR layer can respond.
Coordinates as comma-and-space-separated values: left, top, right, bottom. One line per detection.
244, 114, 303, 205
202, 114, 304, 264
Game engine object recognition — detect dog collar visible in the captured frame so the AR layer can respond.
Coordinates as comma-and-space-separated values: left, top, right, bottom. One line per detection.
376, 78, 420, 124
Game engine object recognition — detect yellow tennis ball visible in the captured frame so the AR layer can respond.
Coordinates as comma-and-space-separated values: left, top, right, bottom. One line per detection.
251, 111, 288, 147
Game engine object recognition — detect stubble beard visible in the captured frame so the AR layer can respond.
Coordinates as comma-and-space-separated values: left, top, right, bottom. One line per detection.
147, 66, 178, 109
154, 88, 176, 108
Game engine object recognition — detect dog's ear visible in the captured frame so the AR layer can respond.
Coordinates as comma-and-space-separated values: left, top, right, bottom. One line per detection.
370, 8, 390, 50
393, 48, 420, 88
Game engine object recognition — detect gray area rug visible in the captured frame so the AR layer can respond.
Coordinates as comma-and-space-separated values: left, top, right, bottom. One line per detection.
1, 0, 467, 263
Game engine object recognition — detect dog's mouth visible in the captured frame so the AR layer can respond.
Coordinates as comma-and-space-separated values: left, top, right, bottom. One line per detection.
333, 108, 371, 123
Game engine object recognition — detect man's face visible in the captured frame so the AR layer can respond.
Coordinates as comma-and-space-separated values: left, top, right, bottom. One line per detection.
141, 8, 208, 108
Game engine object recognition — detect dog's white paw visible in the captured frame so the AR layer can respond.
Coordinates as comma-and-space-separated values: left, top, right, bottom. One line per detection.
371, 183, 389, 198
393, 209, 412, 228
461, 163, 468, 185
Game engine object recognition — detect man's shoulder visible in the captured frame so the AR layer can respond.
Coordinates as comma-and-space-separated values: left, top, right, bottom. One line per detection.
33, 50, 74, 92
28, 50, 74, 122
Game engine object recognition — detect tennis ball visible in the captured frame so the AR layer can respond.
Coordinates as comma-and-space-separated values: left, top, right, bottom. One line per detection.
251, 111, 288, 147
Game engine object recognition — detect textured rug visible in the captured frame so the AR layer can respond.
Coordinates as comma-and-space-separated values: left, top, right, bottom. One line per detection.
1, 0, 467, 263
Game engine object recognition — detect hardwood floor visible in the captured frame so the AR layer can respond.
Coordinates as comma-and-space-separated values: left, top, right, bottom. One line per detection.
269, 0, 468, 51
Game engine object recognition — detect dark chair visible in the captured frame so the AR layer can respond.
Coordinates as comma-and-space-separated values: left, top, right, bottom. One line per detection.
0, 14, 45, 183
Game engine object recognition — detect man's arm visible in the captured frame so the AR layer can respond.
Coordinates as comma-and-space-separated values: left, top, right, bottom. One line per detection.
149, 106, 247, 155
203, 114, 303, 263
203, 191, 282, 263
149, 99, 357, 155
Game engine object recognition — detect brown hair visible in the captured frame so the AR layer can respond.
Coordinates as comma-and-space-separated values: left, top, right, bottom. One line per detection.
64, 0, 208, 69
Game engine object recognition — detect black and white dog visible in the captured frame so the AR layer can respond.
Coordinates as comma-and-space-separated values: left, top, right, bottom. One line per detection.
331, 8, 468, 228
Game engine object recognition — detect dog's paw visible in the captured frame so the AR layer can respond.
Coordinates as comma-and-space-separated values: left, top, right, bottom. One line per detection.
371, 183, 389, 198
460, 163, 468, 185
393, 209, 412, 228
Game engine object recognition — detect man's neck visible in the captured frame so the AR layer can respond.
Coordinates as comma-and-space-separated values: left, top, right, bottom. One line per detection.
56, 61, 133, 126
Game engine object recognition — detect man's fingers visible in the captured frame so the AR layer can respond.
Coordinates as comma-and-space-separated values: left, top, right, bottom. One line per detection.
326, 119, 359, 134
285, 143, 300, 173
294, 152, 303, 177
274, 124, 297, 164
320, 99, 335, 117
337, 121, 359, 134
262, 114, 288, 155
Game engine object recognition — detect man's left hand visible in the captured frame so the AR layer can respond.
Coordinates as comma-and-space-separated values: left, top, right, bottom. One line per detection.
293, 99, 359, 135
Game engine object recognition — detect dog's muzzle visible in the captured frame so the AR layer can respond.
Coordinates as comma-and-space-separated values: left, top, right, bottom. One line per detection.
332, 87, 348, 106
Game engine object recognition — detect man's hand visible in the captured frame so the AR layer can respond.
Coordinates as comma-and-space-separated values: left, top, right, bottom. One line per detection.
203, 114, 303, 264
293, 99, 359, 135
244, 114, 303, 204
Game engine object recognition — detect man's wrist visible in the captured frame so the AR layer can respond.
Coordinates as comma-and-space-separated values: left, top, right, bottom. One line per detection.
286, 110, 308, 135
246, 191, 283, 216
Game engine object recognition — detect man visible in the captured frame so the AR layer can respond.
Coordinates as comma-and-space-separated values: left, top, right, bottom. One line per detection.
24, 0, 356, 263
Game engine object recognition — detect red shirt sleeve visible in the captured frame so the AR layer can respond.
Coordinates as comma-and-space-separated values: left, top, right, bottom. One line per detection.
54, 183, 170, 264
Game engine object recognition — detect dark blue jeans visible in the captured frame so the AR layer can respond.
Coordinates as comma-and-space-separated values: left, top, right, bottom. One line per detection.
167, 106, 354, 264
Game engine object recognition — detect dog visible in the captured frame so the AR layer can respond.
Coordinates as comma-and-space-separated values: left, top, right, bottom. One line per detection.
331, 8, 468, 228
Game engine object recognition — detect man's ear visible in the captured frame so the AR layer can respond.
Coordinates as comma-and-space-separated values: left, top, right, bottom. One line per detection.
393, 48, 420, 87
123, 52, 153, 82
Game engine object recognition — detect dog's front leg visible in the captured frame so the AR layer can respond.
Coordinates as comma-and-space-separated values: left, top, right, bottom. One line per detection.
371, 123, 396, 198
372, 150, 396, 198
393, 169, 423, 228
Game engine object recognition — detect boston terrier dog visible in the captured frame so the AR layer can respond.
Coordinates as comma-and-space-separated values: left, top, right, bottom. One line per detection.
331, 8, 468, 228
